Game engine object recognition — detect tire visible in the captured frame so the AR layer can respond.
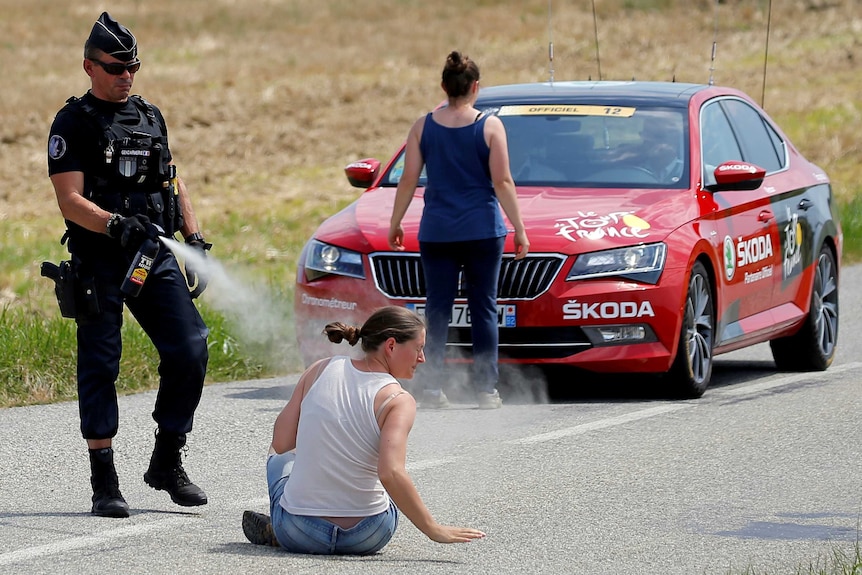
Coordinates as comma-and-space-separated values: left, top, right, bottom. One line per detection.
770, 244, 838, 371
668, 261, 714, 398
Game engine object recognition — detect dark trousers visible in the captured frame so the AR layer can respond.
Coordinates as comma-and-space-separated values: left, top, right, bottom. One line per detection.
419, 236, 504, 394
75, 248, 209, 439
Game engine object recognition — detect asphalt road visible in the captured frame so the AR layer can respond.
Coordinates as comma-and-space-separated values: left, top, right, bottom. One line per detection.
1, 265, 860, 575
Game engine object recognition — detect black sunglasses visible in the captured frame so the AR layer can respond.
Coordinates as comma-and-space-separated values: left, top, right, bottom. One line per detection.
90, 59, 141, 75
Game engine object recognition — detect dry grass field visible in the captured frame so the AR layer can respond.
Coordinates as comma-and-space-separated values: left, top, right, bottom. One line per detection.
0, 0, 860, 398
3, 0, 860, 230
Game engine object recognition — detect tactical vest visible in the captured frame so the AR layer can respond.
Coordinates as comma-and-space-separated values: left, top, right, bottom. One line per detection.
66, 95, 183, 236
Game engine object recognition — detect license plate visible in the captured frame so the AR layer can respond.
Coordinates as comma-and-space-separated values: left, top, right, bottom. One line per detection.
406, 303, 516, 328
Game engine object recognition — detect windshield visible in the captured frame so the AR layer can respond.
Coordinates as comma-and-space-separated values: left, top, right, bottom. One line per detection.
381, 105, 689, 189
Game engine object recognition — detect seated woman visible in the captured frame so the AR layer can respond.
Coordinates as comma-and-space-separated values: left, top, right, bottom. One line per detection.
242, 306, 486, 554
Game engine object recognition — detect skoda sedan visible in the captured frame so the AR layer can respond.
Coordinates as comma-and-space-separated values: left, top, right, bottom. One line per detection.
294, 81, 841, 397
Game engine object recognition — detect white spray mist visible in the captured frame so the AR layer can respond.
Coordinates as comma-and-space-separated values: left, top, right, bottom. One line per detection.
159, 237, 298, 372
157, 237, 551, 402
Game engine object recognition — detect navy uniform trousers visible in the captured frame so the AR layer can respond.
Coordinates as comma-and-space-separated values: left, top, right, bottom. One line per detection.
75, 247, 209, 440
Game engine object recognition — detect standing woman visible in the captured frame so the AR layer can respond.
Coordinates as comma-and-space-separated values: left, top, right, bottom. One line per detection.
388, 51, 529, 409
242, 306, 485, 554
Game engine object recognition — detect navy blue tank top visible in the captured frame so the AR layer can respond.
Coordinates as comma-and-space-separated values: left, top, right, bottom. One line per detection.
418, 113, 507, 242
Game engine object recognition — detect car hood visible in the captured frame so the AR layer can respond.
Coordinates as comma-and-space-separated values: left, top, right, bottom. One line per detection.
316, 185, 698, 255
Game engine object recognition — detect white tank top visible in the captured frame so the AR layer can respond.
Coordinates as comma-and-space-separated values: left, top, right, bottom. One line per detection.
280, 356, 400, 517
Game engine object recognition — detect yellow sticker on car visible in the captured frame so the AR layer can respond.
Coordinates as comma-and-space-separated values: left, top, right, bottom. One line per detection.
622, 214, 651, 230
498, 105, 636, 117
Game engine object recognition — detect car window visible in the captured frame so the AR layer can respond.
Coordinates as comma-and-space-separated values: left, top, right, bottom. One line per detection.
720, 99, 785, 173
380, 106, 689, 189
700, 101, 743, 186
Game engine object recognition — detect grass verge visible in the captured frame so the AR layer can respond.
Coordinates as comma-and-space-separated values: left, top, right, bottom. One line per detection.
729, 539, 862, 575
0, 300, 297, 408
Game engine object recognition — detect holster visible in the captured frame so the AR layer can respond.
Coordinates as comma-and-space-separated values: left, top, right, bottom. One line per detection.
40, 261, 77, 318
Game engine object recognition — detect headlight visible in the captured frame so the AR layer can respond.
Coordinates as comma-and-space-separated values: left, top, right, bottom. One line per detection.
304, 240, 365, 280
567, 243, 666, 284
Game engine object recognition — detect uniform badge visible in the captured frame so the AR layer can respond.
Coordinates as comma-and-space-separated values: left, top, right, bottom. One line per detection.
48, 135, 67, 160
119, 155, 137, 177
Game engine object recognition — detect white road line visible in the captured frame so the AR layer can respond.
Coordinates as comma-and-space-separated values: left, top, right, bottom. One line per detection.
0, 455, 459, 566
5, 363, 855, 565
512, 403, 689, 445
0, 516, 188, 566
511, 362, 862, 447
711, 361, 861, 397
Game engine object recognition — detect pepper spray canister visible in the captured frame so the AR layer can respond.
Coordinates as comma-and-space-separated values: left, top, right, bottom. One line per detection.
121, 237, 160, 297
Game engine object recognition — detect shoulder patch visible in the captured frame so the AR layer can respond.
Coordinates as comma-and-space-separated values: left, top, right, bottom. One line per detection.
48, 135, 67, 160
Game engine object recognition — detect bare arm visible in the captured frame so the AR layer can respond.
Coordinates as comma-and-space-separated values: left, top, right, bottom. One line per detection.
486, 116, 530, 260
270, 358, 328, 454
388, 117, 425, 251
174, 174, 204, 239
50, 171, 113, 234
377, 395, 486, 543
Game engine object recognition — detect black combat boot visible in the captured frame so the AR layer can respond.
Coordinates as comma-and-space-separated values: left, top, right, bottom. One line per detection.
89, 447, 130, 518
143, 431, 207, 507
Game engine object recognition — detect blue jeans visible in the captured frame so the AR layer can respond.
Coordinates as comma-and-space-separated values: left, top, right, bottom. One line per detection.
266, 452, 398, 555
419, 236, 505, 394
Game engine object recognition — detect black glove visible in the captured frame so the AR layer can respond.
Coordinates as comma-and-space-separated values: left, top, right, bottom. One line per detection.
107, 214, 158, 250
184, 234, 212, 299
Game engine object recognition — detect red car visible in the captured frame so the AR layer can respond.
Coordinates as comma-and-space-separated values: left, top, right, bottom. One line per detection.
295, 81, 841, 397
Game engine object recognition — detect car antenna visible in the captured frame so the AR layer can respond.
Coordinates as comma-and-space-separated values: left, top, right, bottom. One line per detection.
547, 0, 555, 83
709, 0, 772, 104
547, 0, 603, 82
591, 0, 603, 80
708, 0, 719, 86
760, 0, 774, 107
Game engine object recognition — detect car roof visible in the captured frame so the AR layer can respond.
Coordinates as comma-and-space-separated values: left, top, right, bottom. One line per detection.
475, 81, 712, 109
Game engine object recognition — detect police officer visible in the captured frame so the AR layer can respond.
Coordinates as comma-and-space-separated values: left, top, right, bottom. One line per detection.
47, 12, 211, 518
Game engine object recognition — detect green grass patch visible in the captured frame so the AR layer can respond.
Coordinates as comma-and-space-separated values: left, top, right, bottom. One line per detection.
0, 305, 77, 406
0, 304, 167, 407
0, 297, 301, 408
0, 192, 345, 408
838, 192, 862, 263
621, 0, 677, 12
729, 539, 862, 574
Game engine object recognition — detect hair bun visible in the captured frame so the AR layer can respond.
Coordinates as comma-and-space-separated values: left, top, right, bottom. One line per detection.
446, 50, 468, 73
323, 321, 361, 346
345, 326, 361, 347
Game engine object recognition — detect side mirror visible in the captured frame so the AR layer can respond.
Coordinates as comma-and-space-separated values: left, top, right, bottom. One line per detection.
344, 158, 381, 189
705, 161, 766, 192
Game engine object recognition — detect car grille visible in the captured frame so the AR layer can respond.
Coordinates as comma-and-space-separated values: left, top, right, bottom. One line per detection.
370, 253, 565, 300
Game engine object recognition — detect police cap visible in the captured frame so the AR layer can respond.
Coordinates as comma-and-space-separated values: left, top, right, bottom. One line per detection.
85, 12, 137, 61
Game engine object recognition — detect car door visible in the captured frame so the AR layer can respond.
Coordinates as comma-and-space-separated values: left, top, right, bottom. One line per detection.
719, 99, 820, 321
700, 98, 782, 346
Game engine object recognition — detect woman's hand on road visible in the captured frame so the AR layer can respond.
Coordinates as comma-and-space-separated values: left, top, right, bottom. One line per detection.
427, 524, 487, 544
